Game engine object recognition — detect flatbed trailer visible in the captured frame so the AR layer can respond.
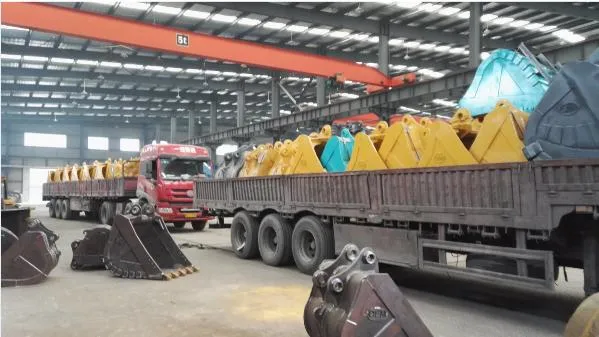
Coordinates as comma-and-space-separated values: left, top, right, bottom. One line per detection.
43, 177, 137, 224
195, 159, 599, 295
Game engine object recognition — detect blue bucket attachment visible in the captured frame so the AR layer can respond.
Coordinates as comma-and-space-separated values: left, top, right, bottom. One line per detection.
320, 128, 354, 173
459, 49, 550, 117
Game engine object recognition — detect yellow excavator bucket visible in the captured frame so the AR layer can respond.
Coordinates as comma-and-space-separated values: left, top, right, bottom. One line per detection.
418, 120, 477, 168
256, 142, 281, 176
103, 159, 115, 180
469, 99, 528, 164
378, 115, 427, 169
91, 161, 105, 180
79, 162, 91, 181
450, 108, 483, 148
113, 159, 124, 178
47, 171, 55, 183
269, 140, 294, 176
70, 164, 79, 181
286, 125, 332, 175
239, 146, 262, 177
62, 165, 71, 182
347, 122, 388, 171
123, 158, 140, 177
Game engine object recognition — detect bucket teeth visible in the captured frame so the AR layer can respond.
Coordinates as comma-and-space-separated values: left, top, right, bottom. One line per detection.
186, 266, 196, 274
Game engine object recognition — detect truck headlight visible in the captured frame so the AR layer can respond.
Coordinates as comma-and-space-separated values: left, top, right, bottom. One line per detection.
158, 207, 173, 214
186, 190, 194, 197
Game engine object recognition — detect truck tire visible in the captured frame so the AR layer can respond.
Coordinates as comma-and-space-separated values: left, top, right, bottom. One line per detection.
191, 221, 208, 231
49, 199, 57, 218
173, 222, 186, 229
99, 201, 115, 225
62, 199, 72, 220
258, 214, 293, 266
292, 216, 334, 275
466, 254, 558, 280
230, 211, 259, 259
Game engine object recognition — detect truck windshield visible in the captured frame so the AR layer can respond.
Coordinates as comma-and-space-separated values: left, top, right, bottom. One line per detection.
159, 158, 207, 181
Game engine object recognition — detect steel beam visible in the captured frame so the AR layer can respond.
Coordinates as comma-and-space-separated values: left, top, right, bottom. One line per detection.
155, 124, 162, 142
505, 2, 599, 22
210, 99, 218, 134
237, 82, 245, 127
379, 21, 390, 76
469, 3, 482, 67
170, 115, 177, 143
211, 2, 513, 50
317, 78, 326, 106
1, 3, 393, 86
188, 109, 195, 141
271, 73, 280, 119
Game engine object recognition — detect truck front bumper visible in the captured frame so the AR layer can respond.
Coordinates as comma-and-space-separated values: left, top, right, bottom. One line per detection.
156, 205, 213, 222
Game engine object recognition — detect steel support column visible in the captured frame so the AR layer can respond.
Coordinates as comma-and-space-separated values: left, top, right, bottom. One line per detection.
378, 21, 390, 76
210, 97, 217, 134
170, 115, 177, 143
187, 109, 195, 141
237, 82, 245, 127
469, 2, 482, 67
317, 78, 326, 106
271, 73, 281, 119
155, 124, 161, 143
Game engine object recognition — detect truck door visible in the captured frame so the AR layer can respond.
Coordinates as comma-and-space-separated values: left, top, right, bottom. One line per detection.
137, 159, 158, 205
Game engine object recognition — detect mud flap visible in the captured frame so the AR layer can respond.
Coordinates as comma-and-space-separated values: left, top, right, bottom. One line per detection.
418, 120, 477, 167
304, 244, 433, 337
104, 213, 198, 280
1, 218, 61, 287
70, 225, 111, 270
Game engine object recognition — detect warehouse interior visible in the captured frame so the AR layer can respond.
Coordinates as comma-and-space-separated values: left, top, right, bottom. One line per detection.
2, 1, 599, 337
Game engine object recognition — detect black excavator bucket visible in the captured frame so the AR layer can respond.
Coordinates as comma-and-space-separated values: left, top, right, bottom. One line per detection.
70, 225, 111, 270
104, 212, 198, 280
1, 218, 61, 287
304, 244, 433, 337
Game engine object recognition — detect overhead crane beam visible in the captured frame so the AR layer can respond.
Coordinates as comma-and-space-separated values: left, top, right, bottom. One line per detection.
1, 2, 396, 86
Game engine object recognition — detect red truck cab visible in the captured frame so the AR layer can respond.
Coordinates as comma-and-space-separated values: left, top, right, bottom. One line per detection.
137, 144, 213, 230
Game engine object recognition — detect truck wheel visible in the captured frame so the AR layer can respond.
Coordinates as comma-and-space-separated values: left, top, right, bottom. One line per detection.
173, 222, 186, 229
292, 216, 334, 275
62, 199, 72, 220
230, 211, 259, 259
99, 201, 115, 225
192, 221, 208, 231
258, 214, 292, 266
49, 199, 57, 218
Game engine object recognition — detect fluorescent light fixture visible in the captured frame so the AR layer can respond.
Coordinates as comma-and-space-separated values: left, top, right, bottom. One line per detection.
307, 27, 330, 36
480, 52, 490, 60
165, 67, 183, 73
223, 71, 238, 77
204, 70, 221, 75
329, 30, 350, 38
449, 47, 466, 54
212, 14, 237, 23
51, 57, 74, 64
239, 73, 254, 78
23, 55, 48, 62
99, 61, 122, 68
395, 2, 421, 9
280, 110, 292, 115
366, 62, 378, 68
539, 25, 557, 32
525, 23, 544, 30
287, 24, 309, 33
492, 17, 514, 25
438, 7, 460, 16
339, 93, 359, 99
434, 45, 450, 52
120, 2, 150, 11
389, 39, 404, 46
418, 3, 442, 12
368, 36, 379, 43
553, 29, 585, 43
419, 43, 435, 50
458, 11, 470, 19
1, 25, 29, 32
76, 59, 98, 66
237, 18, 261, 26
400, 106, 420, 113
404, 41, 420, 48
183, 10, 210, 19
185, 68, 202, 74
152, 5, 180, 15
391, 64, 406, 70
480, 14, 497, 22
407, 66, 418, 71
432, 99, 458, 107
287, 76, 301, 81
124, 63, 144, 70
145, 65, 164, 71
509, 20, 529, 28
1, 54, 21, 60
351, 33, 370, 41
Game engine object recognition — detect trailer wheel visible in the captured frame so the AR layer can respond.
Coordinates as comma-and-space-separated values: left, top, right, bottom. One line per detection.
230, 211, 259, 259
62, 199, 72, 220
292, 216, 334, 275
258, 214, 293, 266
173, 222, 186, 229
191, 221, 207, 231
99, 201, 115, 225
49, 199, 57, 218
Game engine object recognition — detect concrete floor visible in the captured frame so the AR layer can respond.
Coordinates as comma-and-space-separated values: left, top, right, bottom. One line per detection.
1, 208, 587, 337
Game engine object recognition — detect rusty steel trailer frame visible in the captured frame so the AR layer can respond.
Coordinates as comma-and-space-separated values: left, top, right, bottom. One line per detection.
195, 159, 599, 293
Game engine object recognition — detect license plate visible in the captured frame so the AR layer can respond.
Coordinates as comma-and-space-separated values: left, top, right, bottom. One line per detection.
184, 213, 197, 219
